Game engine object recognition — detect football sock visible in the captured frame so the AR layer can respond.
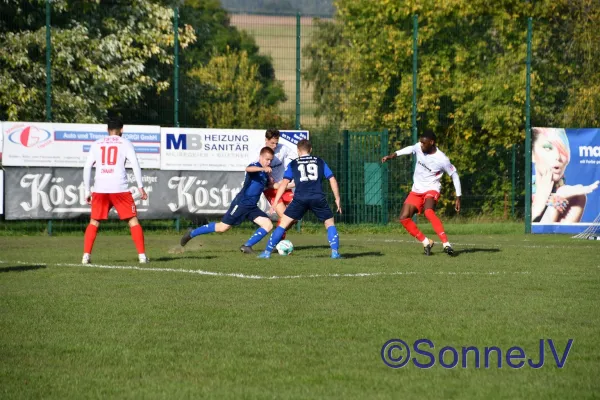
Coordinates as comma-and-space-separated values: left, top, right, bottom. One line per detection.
278, 221, 287, 241
400, 218, 426, 242
443, 242, 450, 248
327, 226, 339, 251
265, 226, 286, 253
424, 209, 449, 243
83, 224, 98, 254
130, 224, 146, 254
191, 222, 216, 238
245, 227, 268, 247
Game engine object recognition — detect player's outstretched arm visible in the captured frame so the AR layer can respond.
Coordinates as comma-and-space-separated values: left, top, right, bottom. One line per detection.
329, 176, 342, 214
451, 172, 462, 213
246, 165, 272, 174
381, 145, 414, 163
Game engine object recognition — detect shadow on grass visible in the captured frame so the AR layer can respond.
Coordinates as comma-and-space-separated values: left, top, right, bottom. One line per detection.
304, 251, 384, 258
456, 248, 501, 255
150, 255, 218, 262
0, 265, 46, 273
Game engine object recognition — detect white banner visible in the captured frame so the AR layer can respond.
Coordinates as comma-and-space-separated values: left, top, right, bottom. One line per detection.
0, 169, 3, 215
2, 122, 160, 168
0, 120, 3, 162
160, 128, 309, 171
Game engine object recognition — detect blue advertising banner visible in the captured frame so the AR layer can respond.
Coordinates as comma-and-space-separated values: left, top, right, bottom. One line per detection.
532, 128, 600, 234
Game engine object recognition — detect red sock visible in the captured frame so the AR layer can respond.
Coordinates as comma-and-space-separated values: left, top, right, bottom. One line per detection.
84, 224, 98, 254
400, 218, 426, 242
130, 224, 145, 254
424, 209, 448, 243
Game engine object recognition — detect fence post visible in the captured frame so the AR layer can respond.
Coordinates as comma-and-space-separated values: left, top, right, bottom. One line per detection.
46, 0, 52, 236
173, 6, 181, 233
295, 12, 301, 130
381, 129, 389, 224
343, 130, 350, 223
511, 144, 516, 218
412, 15, 418, 223
524, 17, 532, 233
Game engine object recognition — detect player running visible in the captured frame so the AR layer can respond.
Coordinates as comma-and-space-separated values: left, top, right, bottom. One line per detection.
82, 119, 149, 264
381, 129, 461, 256
258, 139, 342, 259
180, 147, 275, 251
240, 129, 297, 254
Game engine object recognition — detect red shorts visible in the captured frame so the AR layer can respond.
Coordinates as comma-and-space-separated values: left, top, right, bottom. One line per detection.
263, 188, 294, 206
404, 190, 440, 214
91, 192, 137, 220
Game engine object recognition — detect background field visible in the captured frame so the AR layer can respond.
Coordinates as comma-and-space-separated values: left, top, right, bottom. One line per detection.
230, 14, 322, 127
1, 225, 599, 399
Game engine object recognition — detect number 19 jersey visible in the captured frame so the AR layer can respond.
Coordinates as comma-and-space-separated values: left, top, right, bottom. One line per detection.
84, 135, 142, 193
283, 155, 334, 199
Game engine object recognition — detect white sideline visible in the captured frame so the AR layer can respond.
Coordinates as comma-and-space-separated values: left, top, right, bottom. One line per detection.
0, 260, 531, 280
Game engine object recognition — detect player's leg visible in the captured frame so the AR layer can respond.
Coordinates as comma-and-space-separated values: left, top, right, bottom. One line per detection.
398, 194, 434, 255
312, 197, 340, 258
126, 216, 148, 263
82, 192, 109, 264
240, 210, 273, 254
423, 195, 454, 256
111, 192, 148, 263
181, 202, 238, 247
259, 199, 304, 258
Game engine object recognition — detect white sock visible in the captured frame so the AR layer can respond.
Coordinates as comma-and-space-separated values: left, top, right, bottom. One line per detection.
443, 242, 450, 248
83, 253, 90, 258
139, 253, 147, 258
422, 238, 430, 246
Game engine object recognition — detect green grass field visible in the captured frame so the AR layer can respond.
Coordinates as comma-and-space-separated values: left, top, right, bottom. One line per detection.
1, 225, 599, 399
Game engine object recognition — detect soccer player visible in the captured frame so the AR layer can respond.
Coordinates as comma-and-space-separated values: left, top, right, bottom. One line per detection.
258, 139, 342, 259
82, 119, 149, 264
241, 129, 297, 253
381, 129, 461, 256
180, 147, 275, 251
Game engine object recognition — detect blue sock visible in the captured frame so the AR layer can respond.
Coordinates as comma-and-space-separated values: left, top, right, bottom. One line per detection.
244, 227, 268, 247
327, 226, 339, 251
191, 222, 216, 238
265, 226, 286, 253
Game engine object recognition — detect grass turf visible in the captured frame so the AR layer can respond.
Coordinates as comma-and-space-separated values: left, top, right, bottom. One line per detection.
1, 228, 599, 399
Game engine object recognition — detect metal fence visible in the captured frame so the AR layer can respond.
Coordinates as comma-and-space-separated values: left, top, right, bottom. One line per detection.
2, 2, 597, 231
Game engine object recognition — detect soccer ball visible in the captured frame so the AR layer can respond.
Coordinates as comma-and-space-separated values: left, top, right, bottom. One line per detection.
276, 240, 294, 256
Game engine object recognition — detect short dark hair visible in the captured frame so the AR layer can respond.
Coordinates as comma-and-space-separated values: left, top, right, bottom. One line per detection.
420, 129, 436, 141
260, 146, 275, 156
297, 139, 312, 153
265, 129, 280, 140
107, 118, 124, 131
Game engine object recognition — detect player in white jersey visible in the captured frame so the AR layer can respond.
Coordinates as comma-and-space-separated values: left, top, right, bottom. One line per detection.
81, 119, 149, 264
382, 129, 462, 256
241, 129, 297, 253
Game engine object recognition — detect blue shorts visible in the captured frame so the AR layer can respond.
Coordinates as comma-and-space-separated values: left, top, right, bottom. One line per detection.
284, 197, 334, 222
222, 202, 268, 226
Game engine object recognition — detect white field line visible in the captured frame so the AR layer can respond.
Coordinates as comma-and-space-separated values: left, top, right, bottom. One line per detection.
343, 237, 599, 249
0, 260, 533, 280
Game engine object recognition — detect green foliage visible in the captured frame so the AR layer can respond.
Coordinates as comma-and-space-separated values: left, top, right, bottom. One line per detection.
189, 49, 287, 128
303, 0, 598, 214
0, 0, 196, 123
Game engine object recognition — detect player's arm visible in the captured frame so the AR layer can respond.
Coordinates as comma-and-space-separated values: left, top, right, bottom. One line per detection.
324, 161, 342, 214
83, 146, 96, 204
381, 144, 415, 163
272, 164, 294, 207
445, 162, 462, 213
125, 141, 148, 201
246, 165, 272, 174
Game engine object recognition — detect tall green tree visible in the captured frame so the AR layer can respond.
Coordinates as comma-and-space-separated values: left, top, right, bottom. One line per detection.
0, 0, 196, 123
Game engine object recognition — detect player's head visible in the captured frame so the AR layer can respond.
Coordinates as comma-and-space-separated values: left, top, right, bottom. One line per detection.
532, 127, 570, 183
419, 129, 436, 154
259, 146, 275, 168
107, 118, 124, 136
265, 129, 280, 150
297, 139, 312, 155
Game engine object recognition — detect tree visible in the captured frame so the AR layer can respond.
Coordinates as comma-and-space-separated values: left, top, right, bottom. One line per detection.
0, 0, 196, 123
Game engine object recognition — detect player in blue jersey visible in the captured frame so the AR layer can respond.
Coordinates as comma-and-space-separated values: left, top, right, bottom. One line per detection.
258, 139, 342, 259
180, 147, 275, 251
